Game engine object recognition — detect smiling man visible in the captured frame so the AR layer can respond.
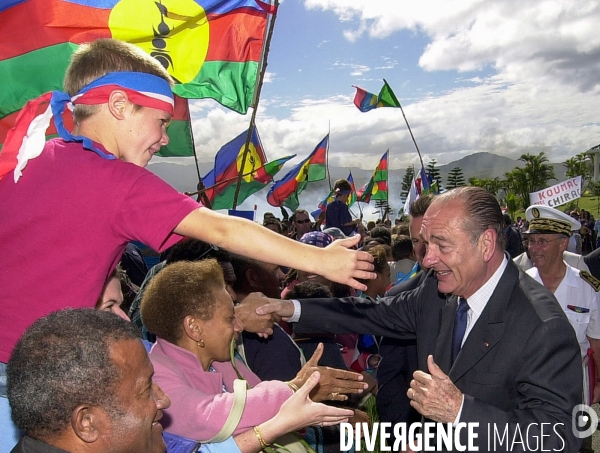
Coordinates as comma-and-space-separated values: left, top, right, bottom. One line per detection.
7, 308, 170, 453
524, 205, 600, 407
257, 187, 583, 452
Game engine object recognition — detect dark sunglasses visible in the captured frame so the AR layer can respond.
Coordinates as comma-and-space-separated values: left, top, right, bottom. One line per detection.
295, 219, 311, 224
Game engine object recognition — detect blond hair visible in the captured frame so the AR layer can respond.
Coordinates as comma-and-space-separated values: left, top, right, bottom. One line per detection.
63, 39, 173, 122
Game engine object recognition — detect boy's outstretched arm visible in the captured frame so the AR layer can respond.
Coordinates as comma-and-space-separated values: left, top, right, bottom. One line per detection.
175, 208, 375, 290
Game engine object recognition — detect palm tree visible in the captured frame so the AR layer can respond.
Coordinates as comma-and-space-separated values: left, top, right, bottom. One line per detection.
564, 152, 591, 191
519, 152, 556, 191
504, 152, 556, 209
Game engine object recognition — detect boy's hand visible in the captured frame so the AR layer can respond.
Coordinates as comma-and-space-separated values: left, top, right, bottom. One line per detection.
322, 235, 375, 290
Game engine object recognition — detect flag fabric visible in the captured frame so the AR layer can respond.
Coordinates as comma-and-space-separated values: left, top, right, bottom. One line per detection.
347, 172, 357, 207
157, 95, 194, 157
352, 87, 379, 113
0, 0, 273, 127
211, 155, 294, 210
313, 190, 335, 219
402, 177, 418, 216
202, 126, 265, 202
353, 79, 401, 112
356, 180, 372, 203
267, 134, 328, 211
0, 90, 194, 158
356, 151, 388, 203
414, 167, 430, 196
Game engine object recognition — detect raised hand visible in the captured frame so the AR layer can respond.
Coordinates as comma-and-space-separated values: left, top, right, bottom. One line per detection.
408, 355, 463, 423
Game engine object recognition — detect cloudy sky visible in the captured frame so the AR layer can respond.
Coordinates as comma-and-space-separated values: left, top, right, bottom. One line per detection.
152, 0, 600, 216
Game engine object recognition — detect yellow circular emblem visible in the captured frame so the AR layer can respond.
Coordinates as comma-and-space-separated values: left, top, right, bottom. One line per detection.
532, 207, 540, 218
295, 161, 310, 183
372, 183, 379, 195
236, 144, 262, 183
109, 0, 209, 84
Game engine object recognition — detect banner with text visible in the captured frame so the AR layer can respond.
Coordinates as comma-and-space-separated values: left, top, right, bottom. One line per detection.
529, 176, 582, 208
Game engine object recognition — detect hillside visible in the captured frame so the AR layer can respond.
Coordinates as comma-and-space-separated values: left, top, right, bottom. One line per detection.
147, 151, 568, 218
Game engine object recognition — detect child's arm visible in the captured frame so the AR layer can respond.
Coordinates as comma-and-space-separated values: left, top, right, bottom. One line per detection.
175, 208, 375, 290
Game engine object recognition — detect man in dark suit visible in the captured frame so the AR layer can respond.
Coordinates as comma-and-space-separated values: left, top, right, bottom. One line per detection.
376, 194, 434, 426
503, 214, 524, 258
257, 187, 582, 452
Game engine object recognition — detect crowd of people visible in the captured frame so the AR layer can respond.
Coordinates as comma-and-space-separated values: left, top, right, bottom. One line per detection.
2, 37, 600, 453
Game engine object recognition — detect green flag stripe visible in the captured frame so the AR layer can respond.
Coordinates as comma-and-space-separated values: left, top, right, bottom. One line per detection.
173, 61, 259, 114
307, 163, 326, 181
0, 44, 259, 118
158, 120, 194, 157
373, 169, 388, 181
0, 43, 77, 118
379, 80, 401, 108
212, 180, 265, 210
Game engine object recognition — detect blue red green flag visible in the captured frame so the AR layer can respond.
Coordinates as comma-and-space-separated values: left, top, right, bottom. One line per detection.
211, 155, 295, 210
0, 0, 273, 116
353, 79, 401, 112
0, 0, 275, 160
267, 134, 328, 211
202, 125, 265, 201
356, 151, 389, 203
415, 167, 432, 195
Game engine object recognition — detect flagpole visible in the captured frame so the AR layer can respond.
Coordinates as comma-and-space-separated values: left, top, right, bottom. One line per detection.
183, 98, 213, 209
232, 0, 280, 209
327, 121, 332, 190
383, 78, 426, 172
185, 160, 281, 197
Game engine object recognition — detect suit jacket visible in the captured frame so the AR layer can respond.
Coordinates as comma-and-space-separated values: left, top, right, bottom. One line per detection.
504, 226, 523, 258
375, 270, 426, 424
295, 261, 582, 452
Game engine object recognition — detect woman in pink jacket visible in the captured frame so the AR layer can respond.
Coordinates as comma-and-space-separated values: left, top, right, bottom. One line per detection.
141, 259, 366, 444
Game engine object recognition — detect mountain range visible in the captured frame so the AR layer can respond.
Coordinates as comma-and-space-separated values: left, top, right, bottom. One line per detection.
147, 151, 570, 218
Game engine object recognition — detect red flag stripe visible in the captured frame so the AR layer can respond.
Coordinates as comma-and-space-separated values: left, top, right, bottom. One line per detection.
0, 1, 266, 64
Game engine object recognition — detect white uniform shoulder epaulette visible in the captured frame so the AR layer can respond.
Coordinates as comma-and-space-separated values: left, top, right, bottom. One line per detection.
580, 271, 600, 292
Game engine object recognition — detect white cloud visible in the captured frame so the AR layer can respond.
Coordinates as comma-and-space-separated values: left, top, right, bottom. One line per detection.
305, 0, 600, 93
183, 0, 600, 175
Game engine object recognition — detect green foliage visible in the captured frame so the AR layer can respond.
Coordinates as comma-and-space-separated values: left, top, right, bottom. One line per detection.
360, 394, 381, 453
446, 167, 466, 189
468, 177, 503, 196
401, 166, 414, 198
503, 152, 556, 210
564, 153, 592, 191
506, 193, 518, 217
426, 159, 442, 186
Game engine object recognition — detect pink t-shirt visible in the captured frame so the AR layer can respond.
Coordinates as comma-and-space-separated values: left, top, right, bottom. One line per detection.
0, 139, 200, 362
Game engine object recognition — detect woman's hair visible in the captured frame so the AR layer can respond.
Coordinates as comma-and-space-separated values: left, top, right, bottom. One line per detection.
141, 259, 225, 344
